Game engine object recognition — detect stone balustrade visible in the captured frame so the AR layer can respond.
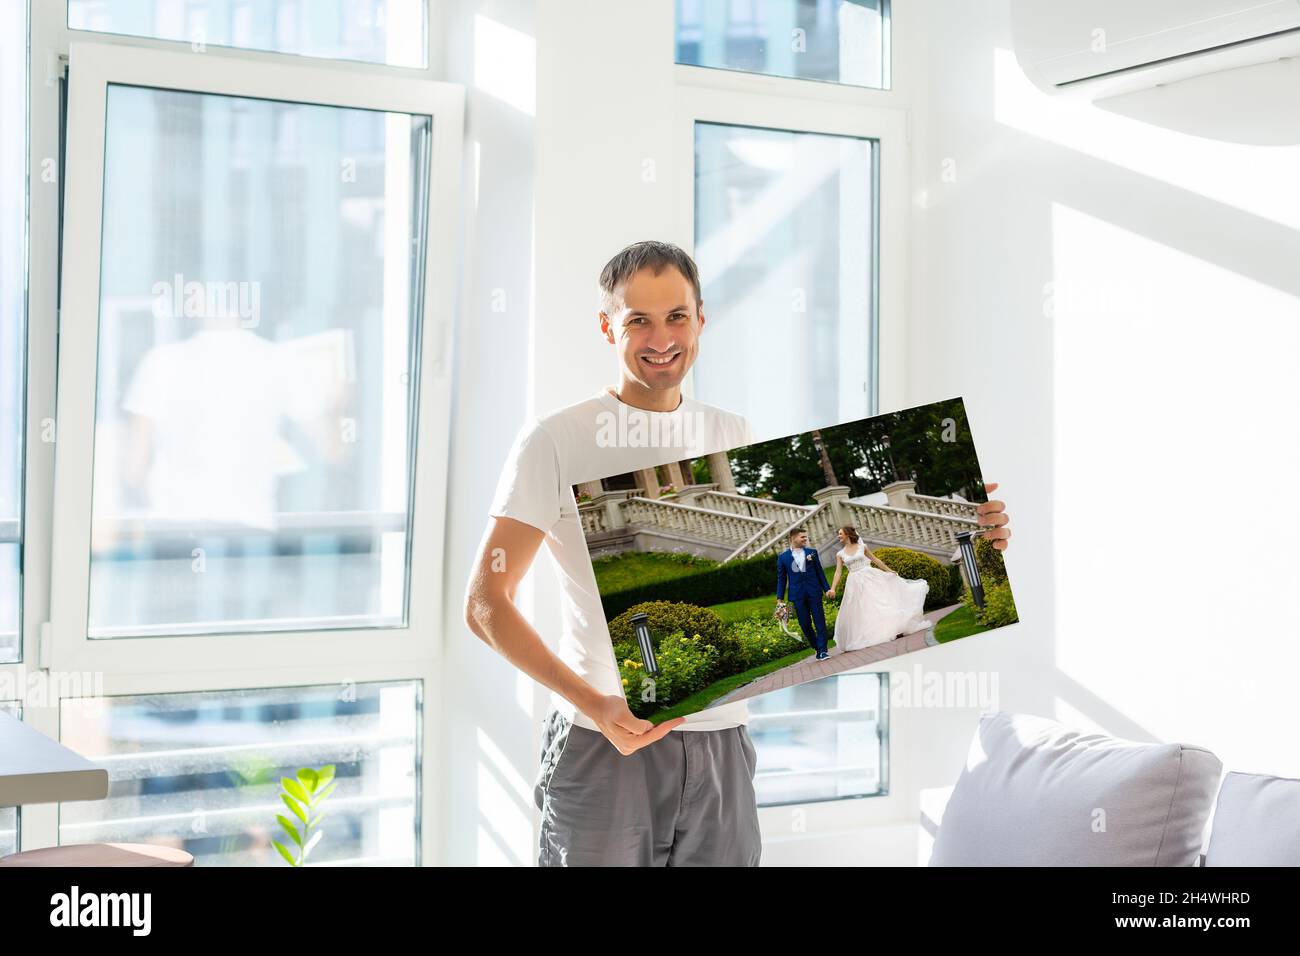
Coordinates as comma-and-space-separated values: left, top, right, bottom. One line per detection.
690, 490, 811, 526
618, 496, 770, 548
580, 481, 981, 565
906, 492, 979, 519
844, 500, 980, 552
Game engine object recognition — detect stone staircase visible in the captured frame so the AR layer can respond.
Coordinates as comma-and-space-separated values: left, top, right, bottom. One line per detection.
580, 480, 980, 564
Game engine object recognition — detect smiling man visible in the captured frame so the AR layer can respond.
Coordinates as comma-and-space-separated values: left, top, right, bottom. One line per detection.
463, 240, 1012, 867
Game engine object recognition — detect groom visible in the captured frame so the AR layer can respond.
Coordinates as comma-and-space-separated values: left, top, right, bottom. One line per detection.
776, 529, 833, 661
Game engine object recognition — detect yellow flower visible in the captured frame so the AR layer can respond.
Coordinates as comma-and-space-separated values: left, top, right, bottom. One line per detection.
621, 678, 628, 686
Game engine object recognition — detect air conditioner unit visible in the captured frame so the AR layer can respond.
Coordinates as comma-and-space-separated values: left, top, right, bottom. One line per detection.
1010, 0, 1300, 96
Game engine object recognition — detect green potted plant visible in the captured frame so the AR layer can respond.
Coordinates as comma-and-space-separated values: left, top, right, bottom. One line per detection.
272, 765, 337, 867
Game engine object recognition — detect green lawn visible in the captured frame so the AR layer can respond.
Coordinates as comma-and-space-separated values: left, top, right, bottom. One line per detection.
591, 551, 717, 593
707, 595, 776, 624
932, 604, 990, 643
708, 594, 843, 625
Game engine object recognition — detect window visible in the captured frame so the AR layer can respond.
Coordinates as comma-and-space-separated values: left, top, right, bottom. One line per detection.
0, 0, 25, 664
59, 681, 421, 866
747, 672, 888, 806
0, 701, 19, 856
691, 120, 878, 438
67, 0, 429, 68
49, 41, 461, 682
676, 0, 890, 89
85, 84, 429, 638
5, 22, 462, 865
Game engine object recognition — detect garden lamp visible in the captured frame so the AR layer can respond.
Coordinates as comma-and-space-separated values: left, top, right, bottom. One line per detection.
630, 612, 659, 675
955, 531, 985, 611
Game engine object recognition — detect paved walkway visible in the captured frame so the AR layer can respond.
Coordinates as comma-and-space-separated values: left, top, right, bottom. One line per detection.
709, 603, 961, 708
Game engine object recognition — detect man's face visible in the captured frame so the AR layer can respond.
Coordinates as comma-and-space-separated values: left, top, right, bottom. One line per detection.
600, 266, 704, 393
792, 532, 808, 549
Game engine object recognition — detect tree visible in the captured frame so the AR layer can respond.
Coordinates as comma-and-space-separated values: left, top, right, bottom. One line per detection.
810, 429, 839, 487
727, 398, 985, 504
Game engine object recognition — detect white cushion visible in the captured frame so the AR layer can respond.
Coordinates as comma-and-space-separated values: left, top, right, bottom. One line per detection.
1205, 771, 1300, 866
931, 712, 1221, 866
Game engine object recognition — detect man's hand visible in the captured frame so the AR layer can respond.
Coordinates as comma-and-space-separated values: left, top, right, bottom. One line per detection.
588, 695, 685, 755
824, 590, 832, 598
976, 481, 1011, 551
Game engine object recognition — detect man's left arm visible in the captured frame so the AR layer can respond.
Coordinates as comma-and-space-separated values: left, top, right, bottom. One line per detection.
813, 551, 831, 593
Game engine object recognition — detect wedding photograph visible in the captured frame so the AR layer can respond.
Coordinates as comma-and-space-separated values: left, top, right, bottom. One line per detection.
577, 397, 1020, 722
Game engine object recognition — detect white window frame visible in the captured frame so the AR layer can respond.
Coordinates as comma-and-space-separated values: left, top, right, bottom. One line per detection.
62, 0, 439, 75
673, 68, 910, 420
11, 2, 460, 862
52, 40, 462, 677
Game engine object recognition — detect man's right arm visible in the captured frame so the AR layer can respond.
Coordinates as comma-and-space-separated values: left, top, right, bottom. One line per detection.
775, 555, 786, 602
462, 515, 683, 753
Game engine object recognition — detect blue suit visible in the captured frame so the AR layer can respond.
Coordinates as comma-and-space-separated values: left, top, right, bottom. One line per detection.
776, 547, 831, 655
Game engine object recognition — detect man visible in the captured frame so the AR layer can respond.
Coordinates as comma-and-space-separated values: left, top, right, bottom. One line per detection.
776, 528, 832, 660
464, 240, 1013, 867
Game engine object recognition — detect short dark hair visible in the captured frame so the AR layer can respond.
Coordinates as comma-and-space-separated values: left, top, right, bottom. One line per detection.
789, 528, 807, 541
598, 240, 702, 313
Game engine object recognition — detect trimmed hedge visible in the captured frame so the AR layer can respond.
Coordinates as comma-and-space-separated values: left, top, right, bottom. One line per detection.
619, 631, 720, 717
947, 564, 965, 605
872, 547, 955, 611
974, 535, 1009, 587
727, 614, 809, 669
607, 601, 741, 673
600, 553, 776, 619
962, 581, 1019, 628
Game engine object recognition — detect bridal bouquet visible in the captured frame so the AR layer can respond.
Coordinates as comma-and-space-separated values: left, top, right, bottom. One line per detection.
773, 600, 794, 635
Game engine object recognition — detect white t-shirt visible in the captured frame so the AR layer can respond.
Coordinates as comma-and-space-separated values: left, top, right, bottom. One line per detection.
489, 388, 756, 733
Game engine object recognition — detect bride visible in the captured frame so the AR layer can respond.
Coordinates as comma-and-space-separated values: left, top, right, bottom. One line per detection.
828, 526, 932, 653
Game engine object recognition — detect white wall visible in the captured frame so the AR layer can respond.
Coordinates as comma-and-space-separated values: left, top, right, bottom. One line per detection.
435, 0, 539, 866
894, 0, 1300, 860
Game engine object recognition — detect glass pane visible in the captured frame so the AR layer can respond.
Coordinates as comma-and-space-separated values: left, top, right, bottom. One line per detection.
88, 85, 429, 638
0, 701, 20, 855
747, 672, 885, 805
676, 0, 889, 89
693, 121, 876, 437
60, 681, 421, 866
67, 0, 428, 69
0, 0, 26, 664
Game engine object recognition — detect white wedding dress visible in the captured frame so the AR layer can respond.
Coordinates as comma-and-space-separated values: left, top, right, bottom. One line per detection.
834, 546, 932, 652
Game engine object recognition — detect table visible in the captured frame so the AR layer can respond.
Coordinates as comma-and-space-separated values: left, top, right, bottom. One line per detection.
0, 711, 109, 807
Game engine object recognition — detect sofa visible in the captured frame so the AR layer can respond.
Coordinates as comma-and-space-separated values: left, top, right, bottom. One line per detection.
927, 711, 1300, 866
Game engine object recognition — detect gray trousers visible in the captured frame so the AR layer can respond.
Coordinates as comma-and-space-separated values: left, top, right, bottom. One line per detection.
533, 709, 763, 866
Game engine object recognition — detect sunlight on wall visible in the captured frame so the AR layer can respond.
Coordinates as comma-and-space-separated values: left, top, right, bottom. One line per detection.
994, 47, 1300, 231
475, 727, 532, 865
474, 14, 536, 116
1051, 202, 1300, 766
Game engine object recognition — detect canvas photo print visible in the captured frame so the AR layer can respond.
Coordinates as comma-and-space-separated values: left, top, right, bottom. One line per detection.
577, 397, 1019, 723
